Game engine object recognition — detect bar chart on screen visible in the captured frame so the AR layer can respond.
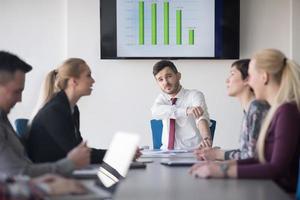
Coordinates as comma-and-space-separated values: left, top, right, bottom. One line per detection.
116, 0, 215, 57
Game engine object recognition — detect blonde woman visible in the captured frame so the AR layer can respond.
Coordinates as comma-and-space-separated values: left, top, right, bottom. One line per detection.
190, 49, 300, 193
27, 58, 106, 164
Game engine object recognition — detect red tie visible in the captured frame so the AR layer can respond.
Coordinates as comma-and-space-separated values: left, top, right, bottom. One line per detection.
168, 98, 177, 150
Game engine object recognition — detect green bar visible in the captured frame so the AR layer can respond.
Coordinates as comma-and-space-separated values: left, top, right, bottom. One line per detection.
176, 10, 182, 45
139, 1, 144, 45
189, 29, 194, 45
164, 1, 169, 45
151, 3, 157, 45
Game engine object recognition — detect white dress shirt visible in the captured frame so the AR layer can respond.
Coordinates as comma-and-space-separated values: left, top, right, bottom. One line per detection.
151, 87, 210, 149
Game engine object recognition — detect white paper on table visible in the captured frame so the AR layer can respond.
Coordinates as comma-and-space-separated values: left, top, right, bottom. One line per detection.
141, 149, 191, 155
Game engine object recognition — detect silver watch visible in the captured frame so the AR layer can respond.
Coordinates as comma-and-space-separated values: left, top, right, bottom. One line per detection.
219, 163, 229, 178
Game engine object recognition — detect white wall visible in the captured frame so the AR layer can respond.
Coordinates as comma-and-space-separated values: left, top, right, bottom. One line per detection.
0, 0, 294, 149
240, 0, 291, 57
292, 0, 300, 63
0, 0, 67, 121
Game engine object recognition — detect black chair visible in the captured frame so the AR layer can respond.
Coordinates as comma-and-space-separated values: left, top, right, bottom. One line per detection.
150, 119, 217, 149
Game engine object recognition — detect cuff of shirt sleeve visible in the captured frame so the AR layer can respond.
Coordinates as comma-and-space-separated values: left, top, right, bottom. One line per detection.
56, 158, 76, 176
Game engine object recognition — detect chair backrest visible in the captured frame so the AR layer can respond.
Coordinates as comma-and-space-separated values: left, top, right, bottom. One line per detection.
297, 159, 300, 200
150, 119, 217, 149
209, 119, 216, 141
14, 118, 29, 139
150, 119, 163, 149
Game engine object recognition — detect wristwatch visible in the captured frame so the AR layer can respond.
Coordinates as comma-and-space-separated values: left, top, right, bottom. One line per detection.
219, 163, 229, 178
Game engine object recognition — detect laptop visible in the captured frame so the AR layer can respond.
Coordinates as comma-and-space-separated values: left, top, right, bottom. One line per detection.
49, 132, 140, 200
97, 132, 139, 188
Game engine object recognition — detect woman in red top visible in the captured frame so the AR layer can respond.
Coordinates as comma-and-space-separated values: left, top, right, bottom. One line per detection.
190, 49, 300, 193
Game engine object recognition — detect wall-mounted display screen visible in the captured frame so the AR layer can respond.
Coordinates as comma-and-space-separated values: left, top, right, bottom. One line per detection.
100, 0, 239, 59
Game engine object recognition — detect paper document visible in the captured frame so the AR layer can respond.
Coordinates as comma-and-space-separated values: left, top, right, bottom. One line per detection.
141, 149, 194, 158
160, 158, 202, 166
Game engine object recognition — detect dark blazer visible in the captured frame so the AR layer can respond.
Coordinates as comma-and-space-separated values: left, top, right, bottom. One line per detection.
27, 90, 106, 164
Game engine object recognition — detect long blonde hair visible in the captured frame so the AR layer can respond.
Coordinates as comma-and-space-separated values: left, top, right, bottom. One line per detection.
255, 49, 300, 163
31, 58, 87, 119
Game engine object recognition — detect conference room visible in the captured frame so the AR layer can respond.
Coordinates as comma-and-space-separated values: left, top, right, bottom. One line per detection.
0, 0, 299, 199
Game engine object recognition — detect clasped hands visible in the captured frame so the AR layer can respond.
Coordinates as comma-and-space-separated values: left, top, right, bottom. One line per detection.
190, 147, 231, 179
189, 161, 226, 179
190, 147, 229, 179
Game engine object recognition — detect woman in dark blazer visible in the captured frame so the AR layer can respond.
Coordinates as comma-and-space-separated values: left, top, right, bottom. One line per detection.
27, 58, 106, 164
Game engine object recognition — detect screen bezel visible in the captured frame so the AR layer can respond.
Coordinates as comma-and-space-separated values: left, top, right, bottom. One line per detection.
100, 0, 240, 59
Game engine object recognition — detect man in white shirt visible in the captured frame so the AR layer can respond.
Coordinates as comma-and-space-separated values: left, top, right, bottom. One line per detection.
151, 60, 212, 150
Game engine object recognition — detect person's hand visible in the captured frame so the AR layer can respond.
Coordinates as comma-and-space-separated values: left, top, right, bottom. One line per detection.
194, 147, 220, 161
186, 106, 203, 119
31, 174, 86, 195
133, 147, 142, 160
189, 161, 224, 178
199, 136, 212, 148
67, 141, 91, 169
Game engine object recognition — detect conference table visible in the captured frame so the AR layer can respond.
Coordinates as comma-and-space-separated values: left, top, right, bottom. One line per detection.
112, 154, 291, 200
51, 153, 292, 200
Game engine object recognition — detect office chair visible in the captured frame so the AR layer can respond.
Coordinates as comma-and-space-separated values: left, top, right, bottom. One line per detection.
150, 119, 217, 149
297, 159, 300, 200
14, 118, 29, 140
209, 119, 216, 140
150, 119, 163, 149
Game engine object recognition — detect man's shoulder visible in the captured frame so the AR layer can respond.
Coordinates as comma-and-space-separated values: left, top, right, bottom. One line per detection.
0, 118, 5, 124
0, 117, 10, 139
0, 122, 8, 139
184, 89, 205, 97
154, 92, 168, 101
190, 89, 204, 94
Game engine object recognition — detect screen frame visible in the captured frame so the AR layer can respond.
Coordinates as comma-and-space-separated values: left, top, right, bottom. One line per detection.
100, 0, 240, 59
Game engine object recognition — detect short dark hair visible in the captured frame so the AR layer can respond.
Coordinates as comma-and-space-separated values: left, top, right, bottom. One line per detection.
0, 51, 32, 73
153, 60, 178, 76
0, 51, 32, 84
231, 59, 250, 80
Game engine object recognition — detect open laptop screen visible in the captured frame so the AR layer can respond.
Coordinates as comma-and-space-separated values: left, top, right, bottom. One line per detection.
97, 132, 139, 188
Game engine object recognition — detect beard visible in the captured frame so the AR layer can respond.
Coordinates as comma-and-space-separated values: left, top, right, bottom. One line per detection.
164, 82, 181, 95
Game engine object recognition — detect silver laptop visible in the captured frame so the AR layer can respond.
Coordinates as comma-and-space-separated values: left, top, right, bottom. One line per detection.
48, 132, 140, 200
